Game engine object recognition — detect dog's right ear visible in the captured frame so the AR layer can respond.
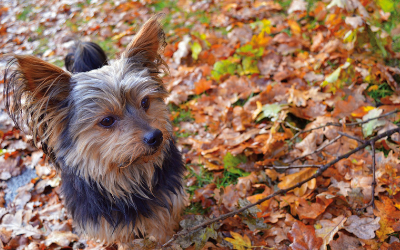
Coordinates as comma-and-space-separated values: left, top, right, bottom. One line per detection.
122, 14, 167, 73
4, 55, 71, 145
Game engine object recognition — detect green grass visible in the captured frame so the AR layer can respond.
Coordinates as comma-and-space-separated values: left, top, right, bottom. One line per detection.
186, 166, 214, 196
169, 104, 194, 126
185, 156, 250, 200
367, 82, 395, 102
185, 201, 210, 215
96, 38, 119, 59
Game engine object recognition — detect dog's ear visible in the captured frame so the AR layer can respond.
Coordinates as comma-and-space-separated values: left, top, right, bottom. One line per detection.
4, 55, 72, 145
122, 14, 167, 71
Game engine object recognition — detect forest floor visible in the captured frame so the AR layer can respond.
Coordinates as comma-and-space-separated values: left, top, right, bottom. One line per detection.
1, 0, 400, 249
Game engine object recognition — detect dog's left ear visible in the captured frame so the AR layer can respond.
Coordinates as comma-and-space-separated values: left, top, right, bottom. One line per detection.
4, 55, 71, 146
122, 14, 167, 71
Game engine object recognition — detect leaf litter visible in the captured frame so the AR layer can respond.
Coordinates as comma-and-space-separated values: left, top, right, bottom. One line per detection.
1, 0, 400, 249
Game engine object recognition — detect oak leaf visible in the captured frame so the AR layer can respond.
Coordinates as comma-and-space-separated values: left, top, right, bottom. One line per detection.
278, 168, 316, 197
344, 215, 380, 240
315, 215, 347, 249
329, 232, 363, 250
288, 221, 323, 250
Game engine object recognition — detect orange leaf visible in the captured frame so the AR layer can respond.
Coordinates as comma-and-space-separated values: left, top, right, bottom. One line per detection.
278, 168, 316, 196
287, 20, 301, 35
194, 79, 212, 95
288, 221, 323, 250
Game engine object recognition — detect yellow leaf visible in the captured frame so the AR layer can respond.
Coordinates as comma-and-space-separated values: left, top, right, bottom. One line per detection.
288, 20, 301, 35
224, 232, 252, 250
251, 31, 271, 48
261, 19, 272, 34
112, 30, 131, 41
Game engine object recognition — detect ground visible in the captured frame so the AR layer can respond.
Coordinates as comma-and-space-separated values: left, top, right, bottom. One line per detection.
1, 0, 400, 249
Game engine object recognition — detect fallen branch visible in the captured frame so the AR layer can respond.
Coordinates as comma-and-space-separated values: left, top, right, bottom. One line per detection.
287, 134, 342, 164
163, 127, 400, 248
289, 109, 399, 143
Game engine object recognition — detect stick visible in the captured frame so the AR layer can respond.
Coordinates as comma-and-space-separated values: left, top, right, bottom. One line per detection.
289, 110, 398, 143
287, 134, 342, 164
162, 127, 400, 248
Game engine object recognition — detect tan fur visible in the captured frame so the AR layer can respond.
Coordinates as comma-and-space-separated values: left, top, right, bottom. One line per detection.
79, 190, 188, 247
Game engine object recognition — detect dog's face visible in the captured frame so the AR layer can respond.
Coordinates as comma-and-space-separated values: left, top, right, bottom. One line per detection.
4, 15, 171, 197
63, 58, 173, 188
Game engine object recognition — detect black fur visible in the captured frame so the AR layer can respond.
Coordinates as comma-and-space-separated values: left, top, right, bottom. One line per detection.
65, 42, 108, 73
60, 140, 185, 233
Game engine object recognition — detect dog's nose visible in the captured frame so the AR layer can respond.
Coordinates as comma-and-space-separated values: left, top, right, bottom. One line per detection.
143, 129, 163, 148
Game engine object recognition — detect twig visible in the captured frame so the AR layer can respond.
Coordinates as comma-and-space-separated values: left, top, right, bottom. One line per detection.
289, 122, 341, 143
287, 134, 342, 164
288, 109, 399, 143
346, 109, 399, 126
267, 164, 322, 169
285, 122, 301, 131
357, 141, 377, 211
337, 131, 366, 144
163, 127, 400, 248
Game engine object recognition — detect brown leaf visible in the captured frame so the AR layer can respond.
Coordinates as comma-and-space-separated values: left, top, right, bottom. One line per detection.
294, 194, 333, 220
278, 168, 316, 197
329, 232, 363, 250
315, 215, 347, 249
192, 183, 216, 208
288, 221, 323, 250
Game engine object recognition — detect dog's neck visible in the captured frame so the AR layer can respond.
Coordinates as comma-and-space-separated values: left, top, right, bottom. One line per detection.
60, 139, 185, 230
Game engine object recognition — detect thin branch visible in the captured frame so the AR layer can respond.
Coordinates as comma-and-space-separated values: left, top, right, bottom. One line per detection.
285, 122, 301, 131
267, 164, 322, 169
289, 122, 341, 143
337, 131, 366, 144
346, 109, 399, 126
357, 141, 377, 211
289, 110, 399, 143
163, 127, 400, 248
287, 134, 342, 164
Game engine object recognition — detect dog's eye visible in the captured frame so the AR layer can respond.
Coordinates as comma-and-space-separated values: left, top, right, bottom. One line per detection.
100, 116, 116, 127
141, 97, 150, 110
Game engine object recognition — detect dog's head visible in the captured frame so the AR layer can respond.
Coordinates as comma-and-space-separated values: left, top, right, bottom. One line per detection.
4, 14, 171, 197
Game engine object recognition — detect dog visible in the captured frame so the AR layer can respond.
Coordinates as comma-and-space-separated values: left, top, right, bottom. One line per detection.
64, 41, 108, 73
3, 14, 187, 247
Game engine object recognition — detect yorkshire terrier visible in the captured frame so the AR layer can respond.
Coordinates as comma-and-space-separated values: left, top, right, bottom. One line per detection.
3, 15, 187, 247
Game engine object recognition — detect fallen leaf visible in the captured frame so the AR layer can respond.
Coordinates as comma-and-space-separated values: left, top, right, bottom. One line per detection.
224, 232, 252, 250
344, 215, 380, 240
329, 232, 363, 250
44, 231, 79, 247
316, 215, 347, 249
288, 221, 323, 250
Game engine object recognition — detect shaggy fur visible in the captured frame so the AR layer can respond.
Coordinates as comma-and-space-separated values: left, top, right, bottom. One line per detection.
3, 14, 187, 247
